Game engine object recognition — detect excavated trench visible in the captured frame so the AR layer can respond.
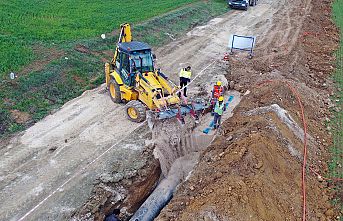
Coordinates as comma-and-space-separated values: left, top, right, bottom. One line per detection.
128, 91, 241, 221
72, 73, 240, 220
128, 118, 215, 221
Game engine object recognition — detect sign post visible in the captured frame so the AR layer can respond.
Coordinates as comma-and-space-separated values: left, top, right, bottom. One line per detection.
228, 34, 256, 58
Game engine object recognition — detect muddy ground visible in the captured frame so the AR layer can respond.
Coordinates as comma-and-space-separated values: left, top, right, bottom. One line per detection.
0, 0, 341, 220
156, 0, 342, 220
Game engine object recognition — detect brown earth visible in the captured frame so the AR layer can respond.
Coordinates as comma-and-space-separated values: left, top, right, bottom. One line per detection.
156, 0, 341, 220
10, 109, 31, 124
20, 46, 65, 76
1, 0, 341, 220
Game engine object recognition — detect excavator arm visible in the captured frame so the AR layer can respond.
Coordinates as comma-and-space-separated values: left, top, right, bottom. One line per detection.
106, 23, 133, 87
111, 23, 132, 66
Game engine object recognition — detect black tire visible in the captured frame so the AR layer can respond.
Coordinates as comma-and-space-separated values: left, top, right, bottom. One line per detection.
108, 78, 122, 103
249, 0, 253, 6
125, 100, 146, 123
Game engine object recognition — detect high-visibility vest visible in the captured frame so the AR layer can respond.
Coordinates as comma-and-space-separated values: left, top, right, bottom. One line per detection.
213, 85, 224, 98
214, 102, 225, 115
179, 69, 192, 79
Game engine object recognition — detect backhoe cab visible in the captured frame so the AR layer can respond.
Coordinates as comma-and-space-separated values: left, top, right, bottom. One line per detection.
105, 23, 203, 123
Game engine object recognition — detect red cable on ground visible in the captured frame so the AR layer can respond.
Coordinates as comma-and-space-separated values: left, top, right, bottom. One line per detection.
255, 80, 308, 220
285, 82, 308, 221
255, 79, 342, 220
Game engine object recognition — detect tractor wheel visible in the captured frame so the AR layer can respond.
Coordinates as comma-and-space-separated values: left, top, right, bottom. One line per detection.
108, 78, 122, 103
125, 100, 147, 123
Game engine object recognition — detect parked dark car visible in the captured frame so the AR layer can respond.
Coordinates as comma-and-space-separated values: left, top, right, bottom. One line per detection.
227, 0, 257, 10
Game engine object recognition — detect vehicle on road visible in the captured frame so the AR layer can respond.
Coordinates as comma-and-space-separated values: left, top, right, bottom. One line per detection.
227, 0, 257, 10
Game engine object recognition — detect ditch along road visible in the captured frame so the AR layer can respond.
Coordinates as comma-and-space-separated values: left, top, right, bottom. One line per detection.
0, 0, 339, 220
156, 0, 342, 220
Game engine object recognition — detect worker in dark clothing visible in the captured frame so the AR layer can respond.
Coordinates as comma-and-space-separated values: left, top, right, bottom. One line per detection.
178, 66, 192, 97
213, 96, 226, 129
105, 209, 121, 221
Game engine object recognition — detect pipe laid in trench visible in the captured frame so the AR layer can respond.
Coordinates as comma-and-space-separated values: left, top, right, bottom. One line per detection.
129, 154, 199, 221
130, 116, 215, 221
130, 92, 240, 221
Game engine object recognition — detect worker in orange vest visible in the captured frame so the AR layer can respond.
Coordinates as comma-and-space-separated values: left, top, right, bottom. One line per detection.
210, 81, 224, 113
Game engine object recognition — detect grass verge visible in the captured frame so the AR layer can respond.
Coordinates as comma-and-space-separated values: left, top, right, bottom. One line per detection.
0, 0, 228, 137
330, 0, 343, 216
0, 0, 199, 79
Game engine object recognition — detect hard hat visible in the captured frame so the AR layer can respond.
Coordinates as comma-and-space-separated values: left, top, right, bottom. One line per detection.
217, 81, 222, 86
218, 96, 224, 102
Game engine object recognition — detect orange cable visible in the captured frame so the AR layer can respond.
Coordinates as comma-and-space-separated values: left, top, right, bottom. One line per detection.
256, 79, 343, 220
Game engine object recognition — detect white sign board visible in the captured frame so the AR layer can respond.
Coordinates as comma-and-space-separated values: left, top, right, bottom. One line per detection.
228, 35, 256, 50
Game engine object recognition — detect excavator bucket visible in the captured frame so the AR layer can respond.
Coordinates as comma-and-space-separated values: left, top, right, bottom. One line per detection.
156, 102, 206, 122
147, 99, 207, 128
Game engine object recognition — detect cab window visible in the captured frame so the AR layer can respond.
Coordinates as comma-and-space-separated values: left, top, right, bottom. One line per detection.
130, 51, 154, 73
120, 53, 130, 75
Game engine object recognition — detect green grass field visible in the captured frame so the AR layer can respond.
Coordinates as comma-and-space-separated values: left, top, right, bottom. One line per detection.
0, 0, 228, 136
331, 0, 343, 216
0, 0, 199, 78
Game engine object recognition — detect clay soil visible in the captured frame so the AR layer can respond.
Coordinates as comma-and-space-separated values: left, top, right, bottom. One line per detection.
1, 0, 341, 220
156, 0, 341, 220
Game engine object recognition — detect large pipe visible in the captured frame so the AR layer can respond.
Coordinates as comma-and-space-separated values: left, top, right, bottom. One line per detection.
129, 174, 180, 221
129, 154, 199, 221
130, 115, 216, 221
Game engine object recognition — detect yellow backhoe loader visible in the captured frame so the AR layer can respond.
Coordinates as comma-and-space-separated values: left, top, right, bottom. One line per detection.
105, 23, 205, 123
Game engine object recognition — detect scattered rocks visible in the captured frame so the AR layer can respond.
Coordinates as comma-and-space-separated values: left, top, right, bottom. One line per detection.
324, 98, 331, 105
226, 135, 233, 141
145, 140, 155, 149
254, 160, 264, 169
229, 81, 235, 89
244, 90, 251, 96
48, 146, 58, 152
317, 175, 324, 182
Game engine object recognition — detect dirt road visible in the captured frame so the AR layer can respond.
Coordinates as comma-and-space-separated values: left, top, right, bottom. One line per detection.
1, 0, 333, 220
0, 87, 151, 220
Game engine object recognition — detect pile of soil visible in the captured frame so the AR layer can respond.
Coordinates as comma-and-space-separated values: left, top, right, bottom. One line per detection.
156, 0, 341, 220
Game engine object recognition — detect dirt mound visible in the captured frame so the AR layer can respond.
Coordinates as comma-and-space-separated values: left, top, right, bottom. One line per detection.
156, 0, 341, 220
157, 83, 336, 221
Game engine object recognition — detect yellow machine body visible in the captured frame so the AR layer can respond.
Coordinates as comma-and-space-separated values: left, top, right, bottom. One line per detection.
105, 23, 180, 114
